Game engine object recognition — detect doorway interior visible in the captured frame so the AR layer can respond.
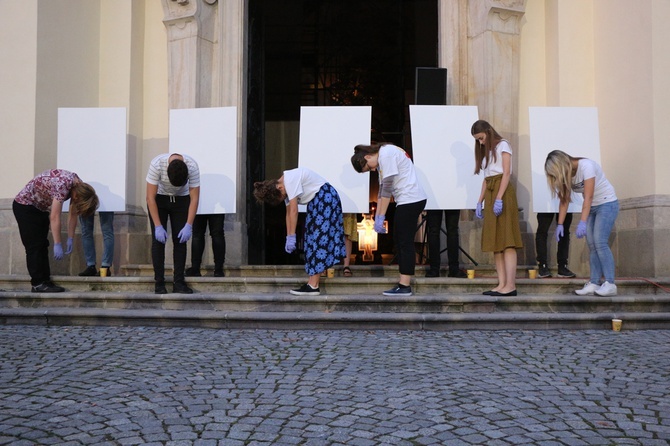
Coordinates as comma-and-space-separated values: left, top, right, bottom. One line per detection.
247, 0, 438, 265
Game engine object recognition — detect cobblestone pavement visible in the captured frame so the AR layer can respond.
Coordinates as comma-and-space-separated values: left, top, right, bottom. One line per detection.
0, 326, 669, 446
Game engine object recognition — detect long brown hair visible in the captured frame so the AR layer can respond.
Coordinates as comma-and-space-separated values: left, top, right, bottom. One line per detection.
471, 120, 503, 175
70, 182, 99, 217
351, 143, 386, 173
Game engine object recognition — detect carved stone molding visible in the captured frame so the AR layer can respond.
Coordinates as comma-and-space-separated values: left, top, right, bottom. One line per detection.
468, 0, 526, 36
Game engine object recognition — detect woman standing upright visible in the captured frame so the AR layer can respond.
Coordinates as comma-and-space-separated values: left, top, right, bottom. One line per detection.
253, 167, 346, 296
351, 143, 426, 296
471, 120, 523, 296
544, 150, 619, 296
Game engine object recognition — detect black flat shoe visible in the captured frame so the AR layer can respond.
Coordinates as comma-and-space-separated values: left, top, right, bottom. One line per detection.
490, 290, 517, 296
482, 290, 497, 295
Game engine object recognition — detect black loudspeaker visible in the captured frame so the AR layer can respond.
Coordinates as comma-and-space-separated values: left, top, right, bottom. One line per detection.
415, 67, 447, 105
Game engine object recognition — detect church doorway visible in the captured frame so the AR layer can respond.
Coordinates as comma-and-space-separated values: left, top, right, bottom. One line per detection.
247, 0, 438, 265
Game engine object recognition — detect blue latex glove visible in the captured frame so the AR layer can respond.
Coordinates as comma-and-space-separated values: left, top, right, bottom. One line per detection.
576, 220, 587, 238
374, 215, 387, 234
53, 243, 64, 260
493, 199, 503, 216
475, 202, 483, 219
555, 224, 564, 242
178, 223, 193, 243
65, 237, 74, 255
154, 225, 168, 244
285, 234, 297, 253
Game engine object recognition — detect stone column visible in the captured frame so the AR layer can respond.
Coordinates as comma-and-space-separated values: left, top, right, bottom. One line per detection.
217, 0, 248, 266
162, 0, 219, 109
467, 0, 526, 146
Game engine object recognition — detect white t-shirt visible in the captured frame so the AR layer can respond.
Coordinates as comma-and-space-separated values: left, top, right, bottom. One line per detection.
377, 144, 426, 205
482, 140, 512, 177
572, 158, 617, 206
283, 167, 327, 205
146, 153, 200, 196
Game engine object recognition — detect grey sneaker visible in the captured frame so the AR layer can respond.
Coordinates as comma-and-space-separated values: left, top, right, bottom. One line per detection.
538, 264, 552, 278
383, 284, 412, 296
557, 264, 576, 278
595, 281, 617, 297
575, 282, 600, 296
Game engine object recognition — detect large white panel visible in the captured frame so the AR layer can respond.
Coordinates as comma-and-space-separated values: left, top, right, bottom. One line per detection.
298, 106, 371, 213
169, 107, 237, 214
57, 108, 127, 212
410, 106, 481, 210
529, 107, 601, 213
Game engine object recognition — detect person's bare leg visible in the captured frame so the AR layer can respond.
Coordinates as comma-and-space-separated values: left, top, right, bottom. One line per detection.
499, 248, 517, 293
492, 251, 505, 292
308, 274, 320, 289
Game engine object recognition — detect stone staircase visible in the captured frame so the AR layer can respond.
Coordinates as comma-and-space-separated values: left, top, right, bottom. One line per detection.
0, 265, 669, 330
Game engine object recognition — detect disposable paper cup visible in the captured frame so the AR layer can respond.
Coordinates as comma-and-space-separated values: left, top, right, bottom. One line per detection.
528, 269, 537, 279
467, 269, 475, 279
99, 267, 108, 277
327, 268, 335, 278
612, 319, 622, 331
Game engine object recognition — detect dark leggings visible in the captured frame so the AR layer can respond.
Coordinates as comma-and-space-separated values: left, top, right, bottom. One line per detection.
393, 199, 427, 276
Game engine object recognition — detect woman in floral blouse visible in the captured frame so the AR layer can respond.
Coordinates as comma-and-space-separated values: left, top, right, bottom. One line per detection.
13, 169, 99, 292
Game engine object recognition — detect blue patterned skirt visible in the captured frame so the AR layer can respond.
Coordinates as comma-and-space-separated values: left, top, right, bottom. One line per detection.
304, 183, 346, 276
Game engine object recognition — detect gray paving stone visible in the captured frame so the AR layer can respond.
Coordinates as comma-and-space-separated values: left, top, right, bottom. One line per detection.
1, 327, 670, 445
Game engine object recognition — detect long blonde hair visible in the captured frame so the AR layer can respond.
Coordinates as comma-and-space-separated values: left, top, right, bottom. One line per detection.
544, 150, 580, 205
70, 182, 99, 217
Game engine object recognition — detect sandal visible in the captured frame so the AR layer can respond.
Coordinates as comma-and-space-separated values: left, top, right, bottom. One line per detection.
342, 266, 353, 277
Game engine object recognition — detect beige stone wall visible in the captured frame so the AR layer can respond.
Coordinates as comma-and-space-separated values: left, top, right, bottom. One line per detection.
1, 0, 668, 277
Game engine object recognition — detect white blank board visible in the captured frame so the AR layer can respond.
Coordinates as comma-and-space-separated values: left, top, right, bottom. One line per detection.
410, 105, 481, 210
169, 107, 237, 214
57, 107, 127, 212
298, 106, 371, 213
529, 107, 601, 213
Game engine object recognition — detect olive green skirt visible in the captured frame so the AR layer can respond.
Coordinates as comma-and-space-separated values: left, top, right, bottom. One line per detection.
481, 174, 523, 253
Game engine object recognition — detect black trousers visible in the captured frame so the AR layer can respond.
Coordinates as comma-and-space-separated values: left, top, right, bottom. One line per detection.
190, 213, 226, 272
13, 200, 52, 286
149, 194, 190, 285
426, 209, 461, 272
535, 212, 573, 266
394, 199, 426, 276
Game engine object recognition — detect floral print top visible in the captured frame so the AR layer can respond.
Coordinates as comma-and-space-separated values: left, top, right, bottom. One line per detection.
15, 169, 78, 212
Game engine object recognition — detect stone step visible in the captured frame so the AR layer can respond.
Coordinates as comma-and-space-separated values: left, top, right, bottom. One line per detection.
1, 305, 669, 330
2, 273, 668, 330
0, 275, 666, 295
121, 264, 546, 278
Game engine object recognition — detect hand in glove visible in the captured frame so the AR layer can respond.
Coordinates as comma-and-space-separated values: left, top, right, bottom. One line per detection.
65, 237, 74, 255
154, 225, 168, 244
178, 223, 193, 243
576, 220, 587, 238
285, 234, 297, 253
555, 224, 564, 242
493, 199, 503, 216
475, 202, 483, 219
374, 215, 387, 233
53, 243, 64, 260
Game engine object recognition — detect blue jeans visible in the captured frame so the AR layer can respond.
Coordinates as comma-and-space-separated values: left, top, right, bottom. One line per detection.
79, 212, 115, 267
586, 200, 619, 284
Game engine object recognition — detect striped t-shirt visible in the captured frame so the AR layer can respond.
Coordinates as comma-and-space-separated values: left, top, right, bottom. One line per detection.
146, 153, 200, 196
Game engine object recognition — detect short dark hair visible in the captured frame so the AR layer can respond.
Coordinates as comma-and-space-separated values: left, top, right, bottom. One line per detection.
167, 159, 189, 187
253, 180, 283, 206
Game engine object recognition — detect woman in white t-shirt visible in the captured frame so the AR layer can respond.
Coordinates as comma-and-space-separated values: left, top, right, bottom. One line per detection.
545, 150, 619, 296
253, 167, 346, 296
471, 120, 523, 296
351, 143, 427, 296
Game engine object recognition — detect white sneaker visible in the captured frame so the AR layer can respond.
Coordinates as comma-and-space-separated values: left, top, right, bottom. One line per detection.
575, 282, 600, 296
595, 281, 618, 296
